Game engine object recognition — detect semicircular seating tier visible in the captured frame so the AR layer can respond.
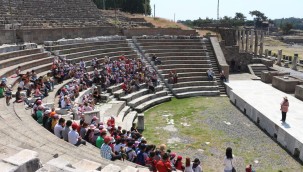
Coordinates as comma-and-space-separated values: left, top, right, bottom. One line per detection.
135, 37, 225, 98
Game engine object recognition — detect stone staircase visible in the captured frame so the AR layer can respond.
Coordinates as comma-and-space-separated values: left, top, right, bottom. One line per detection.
134, 37, 220, 98
248, 64, 269, 78
206, 39, 227, 95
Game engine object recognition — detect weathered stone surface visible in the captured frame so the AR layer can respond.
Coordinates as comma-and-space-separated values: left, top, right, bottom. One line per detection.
295, 85, 303, 101
272, 76, 302, 93
101, 164, 122, 172
3, 149, 41, 172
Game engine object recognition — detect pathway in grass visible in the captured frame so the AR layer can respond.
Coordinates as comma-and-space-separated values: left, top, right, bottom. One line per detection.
143, 97, 303, 172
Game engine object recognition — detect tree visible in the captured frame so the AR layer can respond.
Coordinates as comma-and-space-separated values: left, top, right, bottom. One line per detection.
249, 10, 268, 28
233, 12, 246, 26
234, 12, 246, 21
281, 23, 293, 34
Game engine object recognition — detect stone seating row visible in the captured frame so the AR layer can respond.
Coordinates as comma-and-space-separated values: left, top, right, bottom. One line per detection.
0, 48, 41, 61
57, 42, 129, 55
63, 47, 134, 60
136, 38, 220, 98
0, 55, 52, 79
44, 36, 125, 47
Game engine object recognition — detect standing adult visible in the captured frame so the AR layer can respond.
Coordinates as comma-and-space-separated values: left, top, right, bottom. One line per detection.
223, 147, 235, 172
280, 96, 289, 122
192, 158, 203, 172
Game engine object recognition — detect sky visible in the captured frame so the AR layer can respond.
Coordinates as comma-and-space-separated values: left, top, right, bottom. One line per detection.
149, 0, 303, 21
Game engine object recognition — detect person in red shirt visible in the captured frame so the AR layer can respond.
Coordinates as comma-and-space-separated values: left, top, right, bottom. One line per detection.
156, 153, 172, 172
107, 116, 115, 127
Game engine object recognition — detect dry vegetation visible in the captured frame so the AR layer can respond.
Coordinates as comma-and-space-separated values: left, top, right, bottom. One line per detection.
264, 37, 303, 60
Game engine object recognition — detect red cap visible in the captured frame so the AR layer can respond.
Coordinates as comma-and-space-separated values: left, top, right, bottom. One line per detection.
104, 136, 111, 144
71, 122, 78, 130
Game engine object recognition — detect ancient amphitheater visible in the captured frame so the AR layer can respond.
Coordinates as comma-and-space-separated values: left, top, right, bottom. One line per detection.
1, 0, 303, 172
0, 0, 230, 171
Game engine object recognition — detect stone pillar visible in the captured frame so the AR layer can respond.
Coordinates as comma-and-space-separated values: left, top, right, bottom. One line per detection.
254, 30, 259, 57
137, 113, 145, 131
265, 49, 268, 58
259, 31, 264, 58
276, 49, 282, 66
292, 54, 298, 70
235, 29, 238, 45
237, 30, 241, 51
241, 30, 245, 52
245, 30, 249, 52
250, 30, 254, 53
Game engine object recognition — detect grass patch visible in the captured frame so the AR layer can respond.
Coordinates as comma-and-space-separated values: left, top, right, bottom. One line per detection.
142, 97, 303, 171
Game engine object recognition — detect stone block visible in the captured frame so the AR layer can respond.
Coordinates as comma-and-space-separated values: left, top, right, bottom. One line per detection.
272, 76, 302, 93
84, 111, 100, 124
55, 108, 68, 115
122, 166, 139, 172
261, 71, 289, 84
3, 149, 40, 172
101, 164, 121, 172
72, 159, 101, 171
137, 113, 144, 131
295, 85, 303, 101
0, 161, 18, 172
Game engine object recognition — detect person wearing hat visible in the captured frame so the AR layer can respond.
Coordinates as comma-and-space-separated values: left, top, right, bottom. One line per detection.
174, 156, 184, 171
91, 116, 99, 126
91, 128, 100, 146
192, 158, 202, 172
100, 136, 121, 161
68, 122, 86, 146
280, 96, 289, 123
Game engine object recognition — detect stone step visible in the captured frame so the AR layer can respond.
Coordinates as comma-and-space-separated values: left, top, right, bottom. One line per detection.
0, 52, 49, 69
151, 52, 208, 57
162, 72, 208, 78
65, 47, 133, 60
134, 96, 172, 113
172, 81, 217, 88
120, 86, 164, 103
137, 39, 202, 43
128, 91, 168, 108
176, 90, 220, 98
158, 64, 212, 70
138, 42, 204, 46
144, 49, 206, 54
122, 111, 138, 131
161, 59, 211, 65
45, 40, 126, 51
159, 68, 210, 74
58, 43, 129, 55
116, 106, 131, 127
107, 83, 122, 94
173, 85, 219, 93
165, 76, 210, 82
157, 56, 209, 61
0, 48, 42, 61
113, 83, 147, 99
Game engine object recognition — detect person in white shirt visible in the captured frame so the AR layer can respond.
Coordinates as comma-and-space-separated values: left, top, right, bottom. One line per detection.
54, 118, 65, 139
223, 147, 234, 172
68, 123, 86, 146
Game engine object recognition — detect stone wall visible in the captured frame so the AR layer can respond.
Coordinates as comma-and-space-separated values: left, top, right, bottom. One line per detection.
122, 28, 198, 38
219, 42, 253, 72
0, 30, 16, 45
16, 27, 119, 44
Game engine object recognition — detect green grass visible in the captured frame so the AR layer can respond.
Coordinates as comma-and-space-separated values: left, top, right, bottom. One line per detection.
142, 97, 303, 172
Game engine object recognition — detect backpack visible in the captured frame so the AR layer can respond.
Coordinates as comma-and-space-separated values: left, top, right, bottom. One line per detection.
136, 151, 146, 166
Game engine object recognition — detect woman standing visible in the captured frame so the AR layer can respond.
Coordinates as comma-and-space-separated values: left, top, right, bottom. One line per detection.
280, 96, 289, 123
223, 147, 235, 172
184, 157, 193, 172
